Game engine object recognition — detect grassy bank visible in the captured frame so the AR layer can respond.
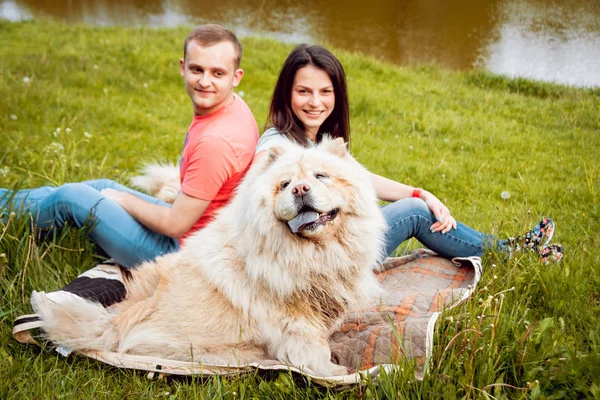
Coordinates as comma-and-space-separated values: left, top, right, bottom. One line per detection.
1, 20, 599, 399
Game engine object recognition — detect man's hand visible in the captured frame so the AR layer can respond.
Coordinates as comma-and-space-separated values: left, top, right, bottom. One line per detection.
100, 188, 127, 206
100, 188, 210, 238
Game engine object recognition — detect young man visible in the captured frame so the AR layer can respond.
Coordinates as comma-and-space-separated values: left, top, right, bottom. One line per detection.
0, 25, 259, 268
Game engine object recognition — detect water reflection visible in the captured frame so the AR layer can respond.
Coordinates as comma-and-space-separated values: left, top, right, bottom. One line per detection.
480, 0, 600, 87
2, 0, 599, 87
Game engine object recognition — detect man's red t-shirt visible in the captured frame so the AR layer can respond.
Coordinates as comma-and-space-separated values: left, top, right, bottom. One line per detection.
179, 94, 258, 244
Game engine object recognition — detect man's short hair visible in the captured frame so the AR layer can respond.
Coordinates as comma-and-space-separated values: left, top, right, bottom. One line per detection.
184, 24, 243, 68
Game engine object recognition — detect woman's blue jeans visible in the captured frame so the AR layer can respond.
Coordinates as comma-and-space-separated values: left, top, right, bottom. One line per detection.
380, 198, 493, 260
0, 179, 179, 268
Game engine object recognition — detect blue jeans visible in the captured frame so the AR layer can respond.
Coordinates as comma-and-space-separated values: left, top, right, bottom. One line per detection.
381, 198, 493, 260
2, 183, 489, 267
0, 179, 179, 268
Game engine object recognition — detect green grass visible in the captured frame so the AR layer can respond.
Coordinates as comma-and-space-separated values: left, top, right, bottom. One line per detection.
1, 20, 599, 399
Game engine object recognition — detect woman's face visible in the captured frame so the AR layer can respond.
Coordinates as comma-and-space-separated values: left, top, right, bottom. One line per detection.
291, 65, 335, 138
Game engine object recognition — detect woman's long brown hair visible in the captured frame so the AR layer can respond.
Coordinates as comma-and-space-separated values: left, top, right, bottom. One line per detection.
266, 44, 350, 147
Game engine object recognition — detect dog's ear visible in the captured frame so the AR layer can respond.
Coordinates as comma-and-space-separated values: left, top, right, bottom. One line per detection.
267, 146, 284, 165
322, 137, 348, 158
250, 146, 285, 176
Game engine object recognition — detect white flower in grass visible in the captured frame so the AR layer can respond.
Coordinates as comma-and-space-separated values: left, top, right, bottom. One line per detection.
143, 83, 148, 88
53, 130, 59, 137
238, 90, 244, 97
65, 128, 71, 133
84, 131, 92, 138
23, 76, 31, 83
93, 64, 99, 70
45, 142, 65, 154
0, 166, 9, 177
500, 191, 510, 199
10, 114, 17, 120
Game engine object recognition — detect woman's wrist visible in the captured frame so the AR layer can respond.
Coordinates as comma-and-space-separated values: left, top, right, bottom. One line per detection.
411, 188, 423, 199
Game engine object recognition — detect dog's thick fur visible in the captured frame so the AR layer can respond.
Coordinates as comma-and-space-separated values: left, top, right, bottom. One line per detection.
31, 138, 386, 376
130, 162, 180, 204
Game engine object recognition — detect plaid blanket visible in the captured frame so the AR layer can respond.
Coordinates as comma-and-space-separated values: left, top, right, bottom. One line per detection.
13, 250, 481, 387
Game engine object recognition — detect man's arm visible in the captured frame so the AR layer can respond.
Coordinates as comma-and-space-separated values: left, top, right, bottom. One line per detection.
102, 188, 209, 238
101, 135, 238, 238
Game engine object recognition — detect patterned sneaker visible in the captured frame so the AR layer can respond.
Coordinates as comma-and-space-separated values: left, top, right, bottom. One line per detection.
540, 243, 564, 264
505, 217, 555, 253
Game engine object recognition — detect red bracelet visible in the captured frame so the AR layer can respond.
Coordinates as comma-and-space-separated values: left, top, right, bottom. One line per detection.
412, 188, 422, 199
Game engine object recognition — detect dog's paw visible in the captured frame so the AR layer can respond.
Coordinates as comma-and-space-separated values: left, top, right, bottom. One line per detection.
329, 363, 350, 376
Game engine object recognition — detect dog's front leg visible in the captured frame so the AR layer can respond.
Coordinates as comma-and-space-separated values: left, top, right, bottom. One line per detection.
274, 318, 349, 377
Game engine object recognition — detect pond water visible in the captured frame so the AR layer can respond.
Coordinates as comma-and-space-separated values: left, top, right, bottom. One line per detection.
2, 0, 599, 87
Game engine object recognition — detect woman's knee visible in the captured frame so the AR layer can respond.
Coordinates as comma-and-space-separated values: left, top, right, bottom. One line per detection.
381, 198, 432, 222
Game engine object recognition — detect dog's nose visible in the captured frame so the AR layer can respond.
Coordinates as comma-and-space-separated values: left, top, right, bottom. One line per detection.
292, 183, 311, 197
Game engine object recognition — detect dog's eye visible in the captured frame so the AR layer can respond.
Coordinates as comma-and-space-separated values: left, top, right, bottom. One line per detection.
315, 173, 329, 180
280, 180, 291, 190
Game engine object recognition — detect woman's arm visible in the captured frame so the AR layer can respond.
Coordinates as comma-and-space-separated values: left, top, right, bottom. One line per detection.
370, 172, 457, 233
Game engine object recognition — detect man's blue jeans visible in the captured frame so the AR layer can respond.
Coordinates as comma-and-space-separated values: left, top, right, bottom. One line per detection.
380, 198, 493, 260
0, 179, 179, 268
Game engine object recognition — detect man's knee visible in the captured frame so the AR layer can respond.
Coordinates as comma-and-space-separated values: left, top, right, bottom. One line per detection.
50, 183, 99, 220
52, 183, 91, 201
84, 178, 117, 190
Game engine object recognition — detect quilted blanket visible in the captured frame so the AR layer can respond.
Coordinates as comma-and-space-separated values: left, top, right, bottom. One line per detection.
13, 250, 481, 387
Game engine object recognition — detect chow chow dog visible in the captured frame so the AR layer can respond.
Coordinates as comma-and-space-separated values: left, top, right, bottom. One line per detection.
130, 162, 180, 204
31, 137, 386, 376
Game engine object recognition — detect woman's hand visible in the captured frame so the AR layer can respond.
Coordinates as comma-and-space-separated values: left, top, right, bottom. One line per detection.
421, 191, 457, 234
369, 173, 458, 233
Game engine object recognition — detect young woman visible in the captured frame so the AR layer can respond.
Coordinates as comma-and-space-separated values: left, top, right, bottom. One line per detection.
254, 44, 563, 263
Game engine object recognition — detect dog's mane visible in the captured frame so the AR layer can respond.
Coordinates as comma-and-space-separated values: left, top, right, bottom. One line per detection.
184, 139, 385, 307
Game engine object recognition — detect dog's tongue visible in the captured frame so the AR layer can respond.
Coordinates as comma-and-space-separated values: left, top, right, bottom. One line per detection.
287, 211, 320, 233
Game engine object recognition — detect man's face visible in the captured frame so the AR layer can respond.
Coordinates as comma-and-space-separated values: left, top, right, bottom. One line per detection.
180, 41, 243, 116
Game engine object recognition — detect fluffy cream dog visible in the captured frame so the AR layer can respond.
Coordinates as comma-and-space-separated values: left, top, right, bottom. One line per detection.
31, 137, 386, 376
130, 162, 180, 204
